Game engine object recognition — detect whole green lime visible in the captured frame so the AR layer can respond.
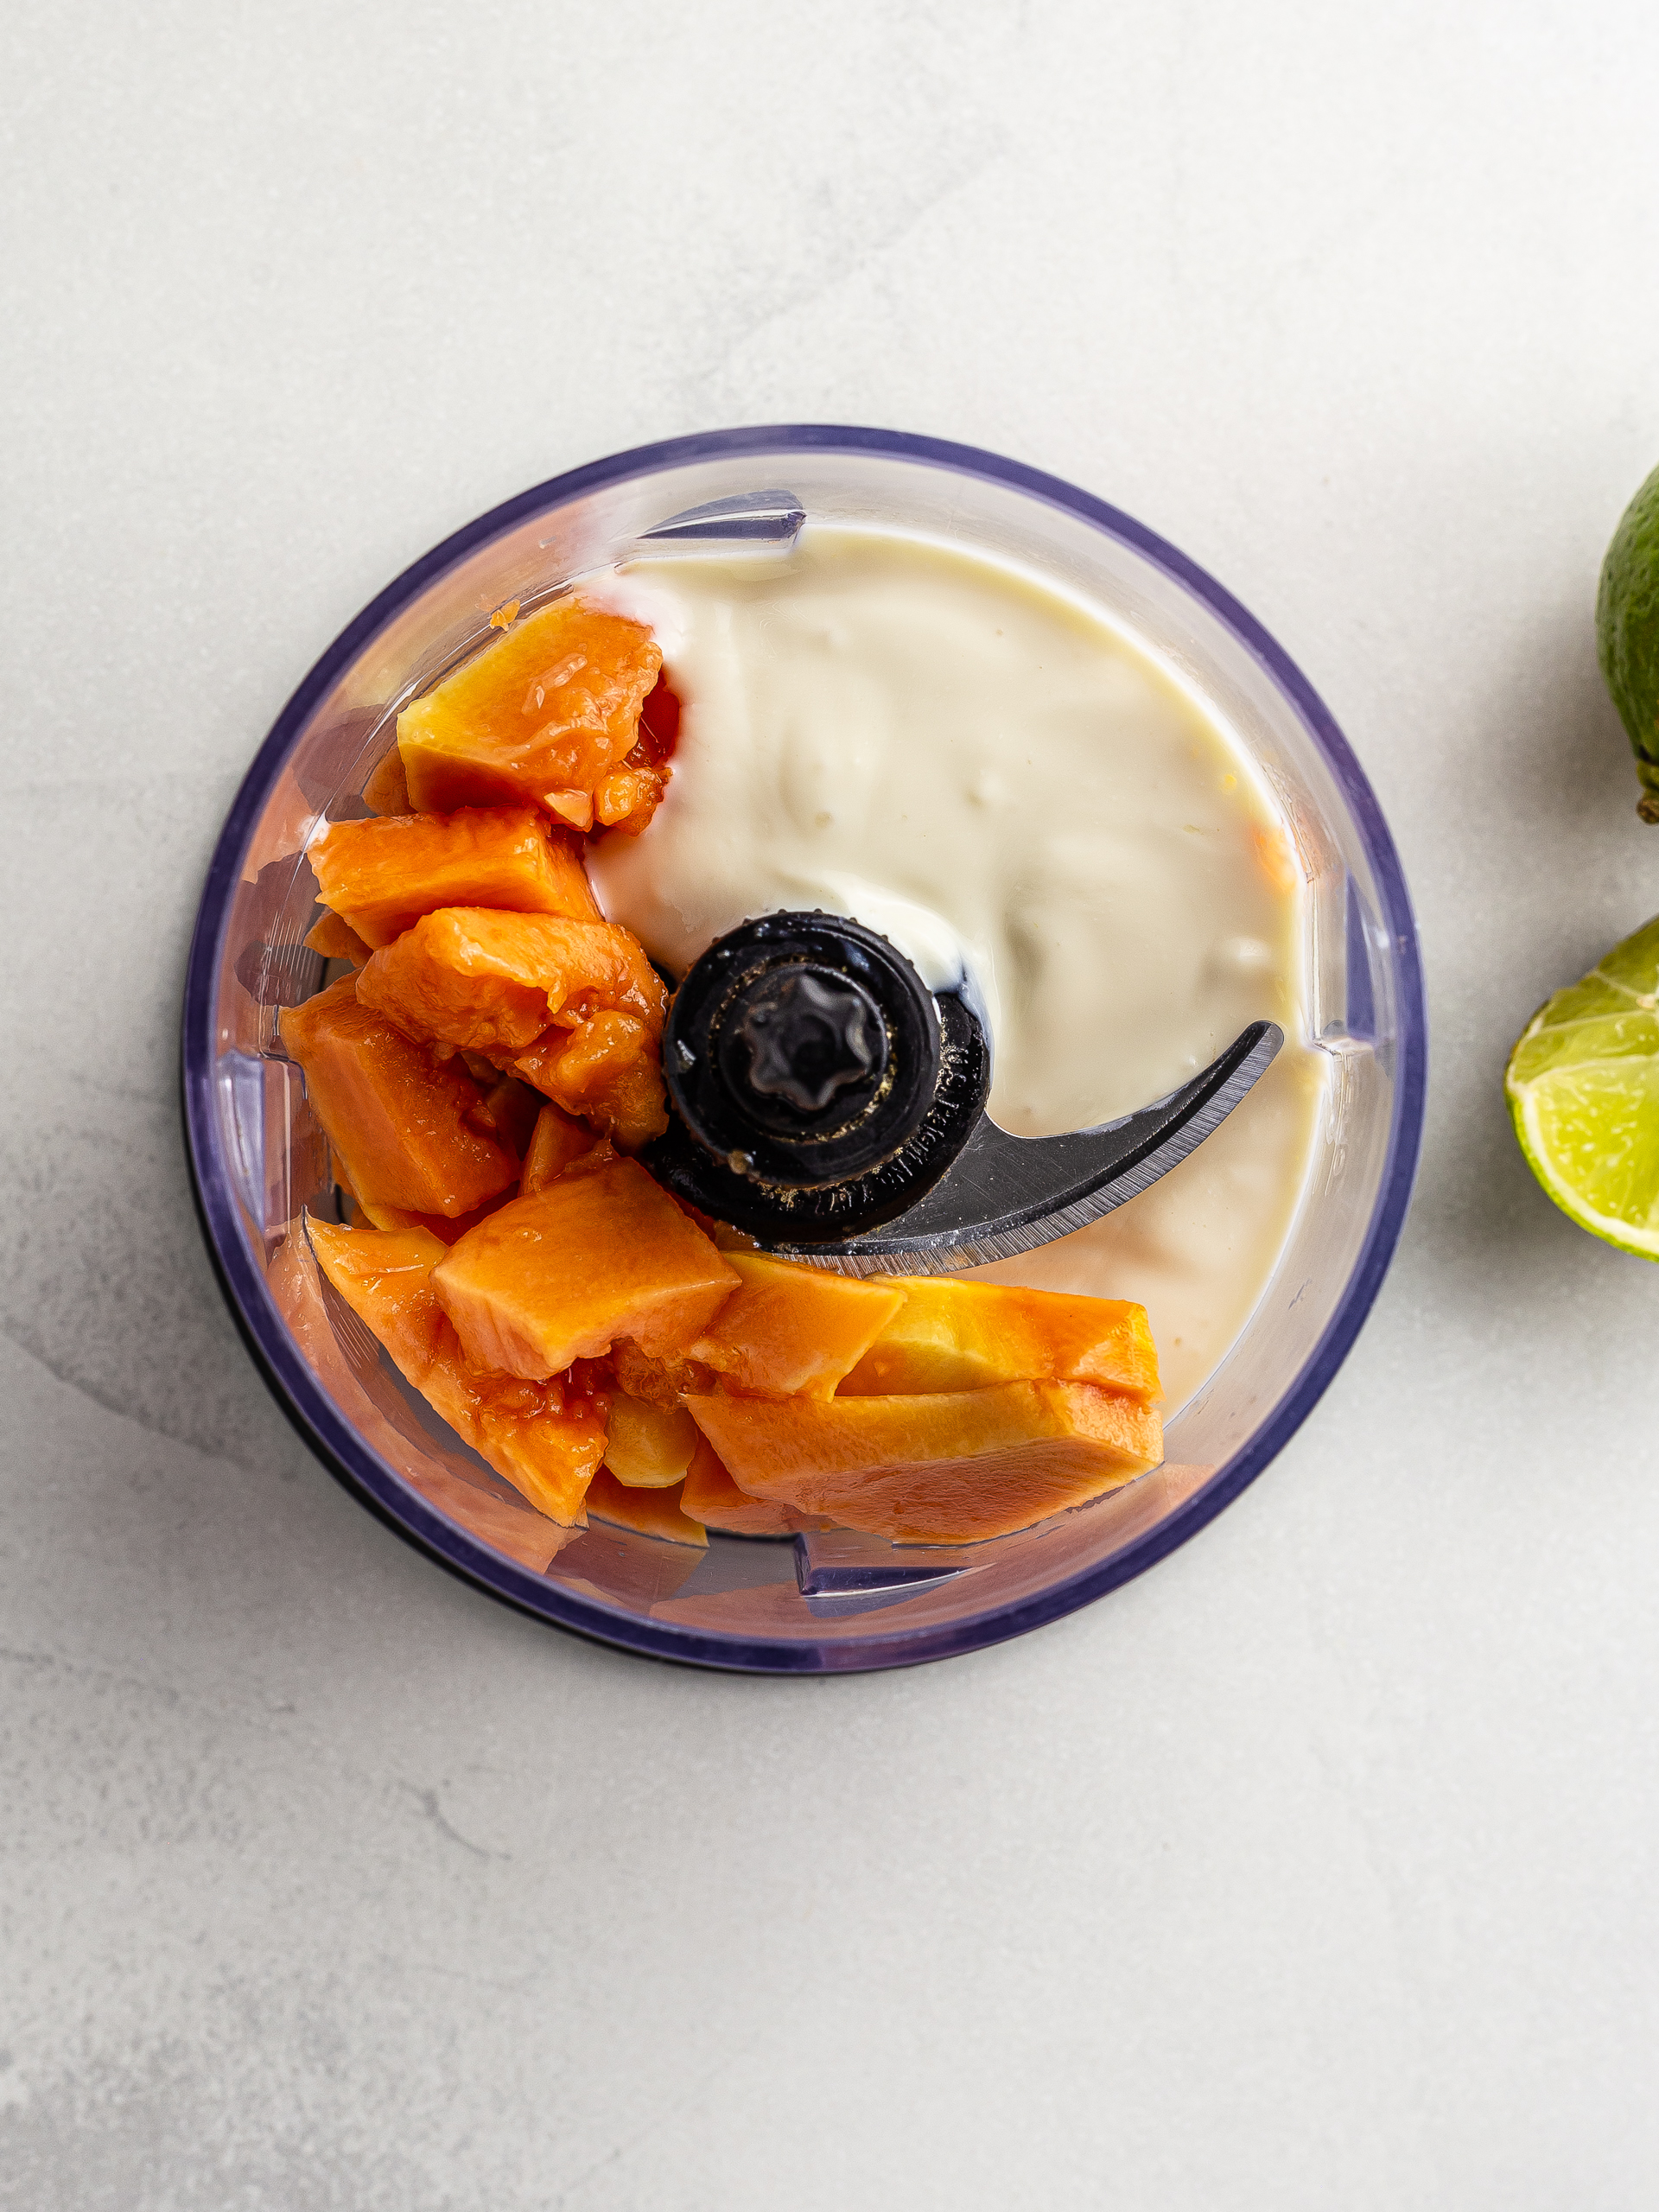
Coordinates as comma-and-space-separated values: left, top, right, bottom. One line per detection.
1598, 461, 1659, 822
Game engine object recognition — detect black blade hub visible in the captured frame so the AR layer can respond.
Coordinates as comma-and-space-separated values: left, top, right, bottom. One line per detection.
647, 911, 990, 1241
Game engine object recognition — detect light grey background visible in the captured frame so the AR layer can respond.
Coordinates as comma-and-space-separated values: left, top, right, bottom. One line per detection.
4, 3, 1658, 2205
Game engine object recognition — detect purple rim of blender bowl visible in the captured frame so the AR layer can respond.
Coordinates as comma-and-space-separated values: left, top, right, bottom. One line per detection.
181, 424, 1427, 1675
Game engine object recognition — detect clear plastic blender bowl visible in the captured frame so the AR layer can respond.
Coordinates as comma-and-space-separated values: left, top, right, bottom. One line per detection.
181, 427, 1426, 1673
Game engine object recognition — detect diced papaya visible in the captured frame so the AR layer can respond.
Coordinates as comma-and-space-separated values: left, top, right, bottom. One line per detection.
543, 788, 593, 832
603, 1393, 700, 1488
432, 1153, 740, 1380
594, 765, 664, 833
583, 1468, 708, 1548
678, 1434, 834, 1537
686, 1382, 1164, 1545
305, 909, 372, 968
357, 909, 665, 1065
838, 1279, 1160, 1401
279, 976, 517, 1217
611, 1338, 717, 1409
685, 1253, 906, 1399
309, 806, 601, 950
465, 1074, 541, 1158
349, 1190, 514, 1245
396, 598, 662, 816
308, 1220, 607, 1524
514, 1011, 668, 1150
520, 1101, 595, 1194
361, 746, 412, 817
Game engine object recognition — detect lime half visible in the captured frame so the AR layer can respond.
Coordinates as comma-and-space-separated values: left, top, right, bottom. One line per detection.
1507, 915, 1659, 1258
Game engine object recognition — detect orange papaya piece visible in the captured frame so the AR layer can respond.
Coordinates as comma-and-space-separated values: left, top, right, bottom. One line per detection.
519, 1101, 595, 1194
349, 1190, 515, 1244
467, 1074, 541, 1157
514, 1011, 668, 1151
432, 1153, 739, 1381
396, 598, 662, 816
361, 746, 412, 816
603, 1392, 700, 1488
583, 1468, 708, 1548
678, 1434, 834, 1537
610, 1338, 717, 1409
838, 1280, 1160, 1401
357, 909, 664, 1065
685, 1253, 906, 1399
308, 1220, 607, 1524
304, 909, 372, 968
686, 1382, 1164, 1545
594, 765, 664, 833
280, 976, 516, 1218
308, 805, 600, 950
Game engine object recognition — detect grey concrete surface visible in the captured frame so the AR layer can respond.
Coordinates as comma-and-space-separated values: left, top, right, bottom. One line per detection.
6, 2, 1659, 2204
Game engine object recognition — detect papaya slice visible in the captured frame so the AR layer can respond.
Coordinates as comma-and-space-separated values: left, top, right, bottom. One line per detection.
432, 1152, 740, 1381
308, 1220, 607, 1524
514, 1010, 668, 1151
309, 806, 601, 950
467, 1074, 542, 1158
279, 976, 517, 1218
611, 1338, 717, 1409
685, 1382, 1163, 1545
594, 765, 664, 833
583, 1468, 708, 1548
304, 909, 372, 968
603, 1392, 700, 1488
349, 1189, 515, 1245
520, 1101, 595, 1194
396, 598, 662, 816
838, 1279, 1161, 1402
678, 1433, 834, 1537
361, 747, 412, 817
357, 908, 665, 1065
685, 1253, 906, 1399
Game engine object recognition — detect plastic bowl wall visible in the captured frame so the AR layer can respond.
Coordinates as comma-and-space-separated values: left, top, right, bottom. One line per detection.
182, 427, 1426, 1674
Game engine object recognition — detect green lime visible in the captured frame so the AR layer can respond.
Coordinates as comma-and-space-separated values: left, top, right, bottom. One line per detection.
1597, 461, 1659, 821
1507, 915, 1659, 1257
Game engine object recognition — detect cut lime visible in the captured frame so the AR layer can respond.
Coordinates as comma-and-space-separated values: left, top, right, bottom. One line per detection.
1507, 915, 1659, 1257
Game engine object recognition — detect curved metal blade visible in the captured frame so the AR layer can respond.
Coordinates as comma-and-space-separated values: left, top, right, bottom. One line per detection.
773, 1020, 1284, 1275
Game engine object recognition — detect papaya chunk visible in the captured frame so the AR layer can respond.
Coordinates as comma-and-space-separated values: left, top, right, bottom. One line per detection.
678, 1434, 833, 1536
685, 1253, 906, 1399
357, 909, 665, 1063
603, 1392, 700, 1488
309, 805, 600, 950
349, 1190, 514, 1245
594, 765, 664, 833
685, 1382, 1163, 1545
396, 598, 662, 816
520, 1101, 595, 1194
514, 1010, 668, 1150
432, 1153, 741, 1381
611, 1338, 717, 1409
583, 1469, 708, 1548
838, 1279, 1160, 1401
467, 1074, 542, 1157
304, 909, 372, 968
280, 976, 516, 1217
308, 1220, 607, 1525
361, 746, 412, 817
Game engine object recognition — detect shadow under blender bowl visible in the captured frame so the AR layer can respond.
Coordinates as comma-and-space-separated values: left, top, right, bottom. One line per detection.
181, 426, 1427, 1675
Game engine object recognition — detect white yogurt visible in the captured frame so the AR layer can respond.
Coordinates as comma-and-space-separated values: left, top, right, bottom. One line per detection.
586, 526, 1325, 1411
